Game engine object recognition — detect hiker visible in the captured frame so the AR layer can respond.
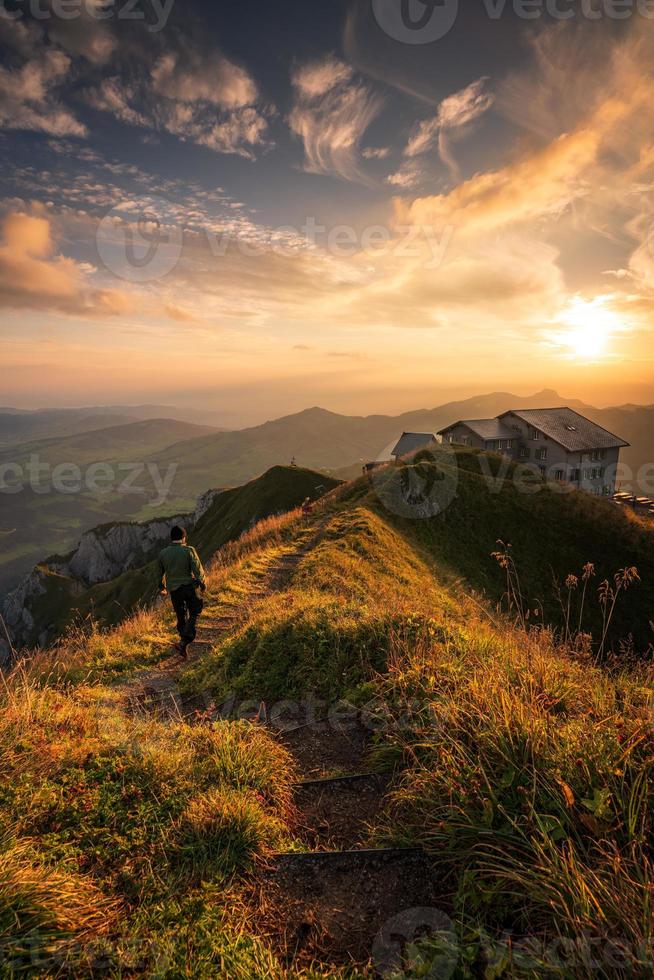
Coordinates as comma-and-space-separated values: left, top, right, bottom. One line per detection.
158, 525, 206, 658
301, 496, 314, 519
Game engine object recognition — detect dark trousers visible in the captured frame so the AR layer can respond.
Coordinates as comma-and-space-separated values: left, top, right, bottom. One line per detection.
170, 584, 203, 646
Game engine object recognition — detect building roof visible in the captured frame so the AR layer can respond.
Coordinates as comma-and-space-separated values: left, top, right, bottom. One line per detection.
391, 431, 437, 458
499, 408, 629, 452
438, 418, 516, 442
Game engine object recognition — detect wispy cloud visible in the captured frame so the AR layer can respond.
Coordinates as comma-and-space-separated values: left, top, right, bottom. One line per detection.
403, 77, 494, 179
86, 77, 149, 127
289, 55, 383, 183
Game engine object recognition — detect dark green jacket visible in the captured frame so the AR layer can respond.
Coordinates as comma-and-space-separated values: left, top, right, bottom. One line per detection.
158, 543, 206, 593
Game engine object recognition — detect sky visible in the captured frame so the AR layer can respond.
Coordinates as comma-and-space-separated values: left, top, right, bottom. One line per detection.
1, 0, 653, 426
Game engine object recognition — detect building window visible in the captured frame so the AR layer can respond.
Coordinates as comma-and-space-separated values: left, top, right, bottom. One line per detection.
572, 468, 581, 482
507, 440, 514, 450
536, 448, 548, 461
592, 450, 606, 461
498, 440, 505, 450
519, 447, 530, 459
530, 428, 540, 440
555, 470, 565, 481
539, 465, 546, 477
461, 436, 471, 446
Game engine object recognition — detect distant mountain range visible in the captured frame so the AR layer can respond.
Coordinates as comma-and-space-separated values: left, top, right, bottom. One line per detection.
0, 405, 228, 446
141, 388, 654, 494
1, 388, 651, 599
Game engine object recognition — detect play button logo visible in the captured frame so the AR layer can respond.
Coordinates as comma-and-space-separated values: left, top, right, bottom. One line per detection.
372, 0, 459, 43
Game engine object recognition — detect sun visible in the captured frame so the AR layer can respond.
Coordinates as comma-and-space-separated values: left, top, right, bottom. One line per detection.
552, 297, 622, 361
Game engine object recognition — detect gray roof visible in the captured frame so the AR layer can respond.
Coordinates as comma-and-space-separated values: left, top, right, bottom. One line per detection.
438, 418, 515, 442
391, 432, 437, 458
499, 408, 629, 452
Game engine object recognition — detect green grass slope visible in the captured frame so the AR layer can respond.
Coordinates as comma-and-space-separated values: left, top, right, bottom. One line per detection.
364, 449, 654, 651
193, 464, 340, 559
3, 450, 654, 976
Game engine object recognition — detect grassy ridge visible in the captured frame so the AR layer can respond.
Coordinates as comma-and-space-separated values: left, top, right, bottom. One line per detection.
192, 465, 339, 560
2, 462, 654, 976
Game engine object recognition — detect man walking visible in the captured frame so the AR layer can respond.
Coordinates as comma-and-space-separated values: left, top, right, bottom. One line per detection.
158, 525, 206, 657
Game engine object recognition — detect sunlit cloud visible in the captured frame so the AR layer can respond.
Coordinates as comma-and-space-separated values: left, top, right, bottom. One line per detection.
289, 55, 384, 183
404, 77, 494, 179
0, 210, 131, 315
151, 48, 258, 108
83, 36, 271, 159
0, 33, 86, 138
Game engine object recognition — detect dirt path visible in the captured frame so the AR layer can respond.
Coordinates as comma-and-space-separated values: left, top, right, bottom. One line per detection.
113, 523, 442, 974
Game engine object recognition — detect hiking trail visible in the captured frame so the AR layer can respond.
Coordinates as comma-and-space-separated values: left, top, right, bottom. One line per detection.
113, 519, 441, 973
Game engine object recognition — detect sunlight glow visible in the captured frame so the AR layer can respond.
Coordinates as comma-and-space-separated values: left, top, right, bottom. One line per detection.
551, 297, 624, 361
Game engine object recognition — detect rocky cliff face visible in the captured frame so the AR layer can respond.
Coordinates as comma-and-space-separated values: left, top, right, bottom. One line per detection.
1, 568, 49, 660
51, 516, 193, 587
194, 488, 224, 522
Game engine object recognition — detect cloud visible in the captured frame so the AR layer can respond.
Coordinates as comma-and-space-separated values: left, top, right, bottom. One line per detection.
289, 56, 383, 183
151, 48, 258, 108
86, 77, 149, 127
0, 211, 131, 316
0, 45, 86, 138
165, 303, 200, 323
362, 146, 390, 160
293, 57, 353, 98
84, 39, 270, 159
46, 0, 116, 65
178, 107, 270, 160
404, 77, 494, 179
398, 125, 599, 238
335, 236, 565, 330
386, 161, 424, 190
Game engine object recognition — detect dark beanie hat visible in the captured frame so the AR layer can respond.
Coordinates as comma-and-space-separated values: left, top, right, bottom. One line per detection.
171, 525, 186, 541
